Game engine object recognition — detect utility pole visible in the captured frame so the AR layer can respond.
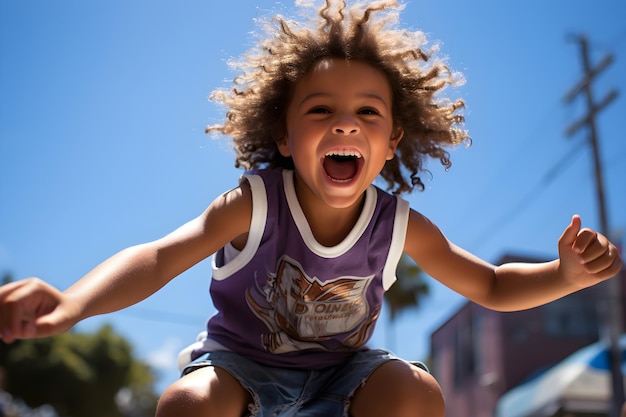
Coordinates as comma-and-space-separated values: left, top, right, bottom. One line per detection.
564, 34, 623, 416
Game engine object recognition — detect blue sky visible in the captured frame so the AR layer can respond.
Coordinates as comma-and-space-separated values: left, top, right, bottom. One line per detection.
1, 0, 625, 394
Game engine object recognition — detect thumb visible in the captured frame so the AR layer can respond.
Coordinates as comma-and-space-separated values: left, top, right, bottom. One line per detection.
559, 214, 582, 250
32, 305, 76, 338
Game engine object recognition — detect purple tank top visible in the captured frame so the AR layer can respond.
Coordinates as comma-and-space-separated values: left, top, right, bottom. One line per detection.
199, 168, 409, 369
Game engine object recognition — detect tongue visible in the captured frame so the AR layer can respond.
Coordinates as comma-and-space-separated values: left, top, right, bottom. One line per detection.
323, 157, 357, 181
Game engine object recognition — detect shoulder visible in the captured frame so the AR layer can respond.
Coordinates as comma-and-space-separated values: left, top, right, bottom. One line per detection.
198, 176, 255, 244
210, 179, 252, 214
149, 178, 256, 268
403, 208, 449, 259
243, 167, 285, 183
372, 186, 409, 215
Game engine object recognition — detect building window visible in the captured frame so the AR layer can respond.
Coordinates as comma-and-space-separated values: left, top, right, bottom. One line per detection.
544, 293, 599, 338
454, 316, 476, 387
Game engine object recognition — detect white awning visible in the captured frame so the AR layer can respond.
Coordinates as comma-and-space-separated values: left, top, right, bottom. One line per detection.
496, 336, 626, 417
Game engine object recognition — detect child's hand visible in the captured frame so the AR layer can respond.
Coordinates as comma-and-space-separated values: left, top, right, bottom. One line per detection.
0, 278, 79, 343
558, 215, 623, 288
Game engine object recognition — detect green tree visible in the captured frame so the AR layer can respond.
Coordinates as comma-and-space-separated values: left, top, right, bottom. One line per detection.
385, 254, 429, 320
0, 305, 158, 417
383, 254, 430, 348
0, 325, 158, 417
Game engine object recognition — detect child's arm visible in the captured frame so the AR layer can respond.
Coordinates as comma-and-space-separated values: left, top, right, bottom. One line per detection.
404, 210, 623, 312
0, 183, 253, 343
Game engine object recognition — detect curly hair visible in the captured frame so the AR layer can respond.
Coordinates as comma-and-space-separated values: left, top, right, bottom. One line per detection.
206, 0, 470, 194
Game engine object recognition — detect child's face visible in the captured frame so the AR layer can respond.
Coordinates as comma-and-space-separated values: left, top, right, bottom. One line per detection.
278, 58, 403, 210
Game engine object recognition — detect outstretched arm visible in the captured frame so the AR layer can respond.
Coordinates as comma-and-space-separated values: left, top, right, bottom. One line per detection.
0, 183, 252, 342
404, 211, 622, 312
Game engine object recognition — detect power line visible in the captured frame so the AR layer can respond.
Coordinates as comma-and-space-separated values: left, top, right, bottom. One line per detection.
439, 102, 564, 243
116, 306, 208, 327
465, 140, 585, 251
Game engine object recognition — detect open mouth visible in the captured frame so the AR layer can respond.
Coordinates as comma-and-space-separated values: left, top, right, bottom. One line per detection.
322, 150, 363, 183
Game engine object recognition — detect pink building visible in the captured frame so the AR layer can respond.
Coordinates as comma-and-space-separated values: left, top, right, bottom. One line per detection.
429, 254, 626, 417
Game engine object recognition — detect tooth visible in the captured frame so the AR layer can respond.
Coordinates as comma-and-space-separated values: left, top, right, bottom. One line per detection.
325, 150, 362, 158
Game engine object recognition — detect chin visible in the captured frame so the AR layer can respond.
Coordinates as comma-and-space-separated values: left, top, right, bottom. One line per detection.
320, 188, 367, 209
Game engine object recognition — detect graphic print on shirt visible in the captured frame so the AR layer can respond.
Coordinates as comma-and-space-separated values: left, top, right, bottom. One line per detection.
245, 255, 380, 354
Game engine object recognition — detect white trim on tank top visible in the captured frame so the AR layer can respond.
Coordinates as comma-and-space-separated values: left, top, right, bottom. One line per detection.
211, 170, 410, 289
211, 174, 267, 281
282, 169, 377, 258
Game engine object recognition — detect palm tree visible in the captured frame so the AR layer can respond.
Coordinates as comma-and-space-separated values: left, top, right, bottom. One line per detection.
383, 254, 429, 350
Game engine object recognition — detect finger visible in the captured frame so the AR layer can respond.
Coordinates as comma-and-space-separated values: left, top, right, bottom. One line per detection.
0, 279, 31, 294
581, 242, 623, 276
559, 215, 582, 250
0, 279, 51, 342
575, 230, 603, 256
33, 308, 71, 338
0, 282, 28, 343
20, 319, 38, 340
585, 252, 623, 279
2, 290, 31, 343
2, 304, 61, 342
573, 229, 602, 257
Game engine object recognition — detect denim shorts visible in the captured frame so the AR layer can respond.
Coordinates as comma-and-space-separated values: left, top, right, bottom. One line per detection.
181, 349, 428, 417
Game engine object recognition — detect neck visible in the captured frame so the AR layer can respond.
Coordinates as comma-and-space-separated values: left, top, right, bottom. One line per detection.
292, 175, 366, 247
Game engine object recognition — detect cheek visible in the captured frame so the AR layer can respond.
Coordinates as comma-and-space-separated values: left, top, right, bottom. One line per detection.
290, 140, 314, 164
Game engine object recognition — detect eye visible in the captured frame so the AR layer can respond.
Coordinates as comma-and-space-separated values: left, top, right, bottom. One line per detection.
308, 106, 331, 114
358, 107, 381, 116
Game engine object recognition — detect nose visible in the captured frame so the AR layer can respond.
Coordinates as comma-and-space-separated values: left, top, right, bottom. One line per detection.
333, 115, 360, 136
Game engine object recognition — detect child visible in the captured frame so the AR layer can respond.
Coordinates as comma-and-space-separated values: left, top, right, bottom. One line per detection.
0, 1, 622, 416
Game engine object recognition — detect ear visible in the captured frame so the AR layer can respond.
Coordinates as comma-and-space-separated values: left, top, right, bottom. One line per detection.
275, 135, 292, 157
386, 127, 404, 160
271, 120, 292, 157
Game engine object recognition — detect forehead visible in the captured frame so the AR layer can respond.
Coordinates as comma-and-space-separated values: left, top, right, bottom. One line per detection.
292, 58, 393, 101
